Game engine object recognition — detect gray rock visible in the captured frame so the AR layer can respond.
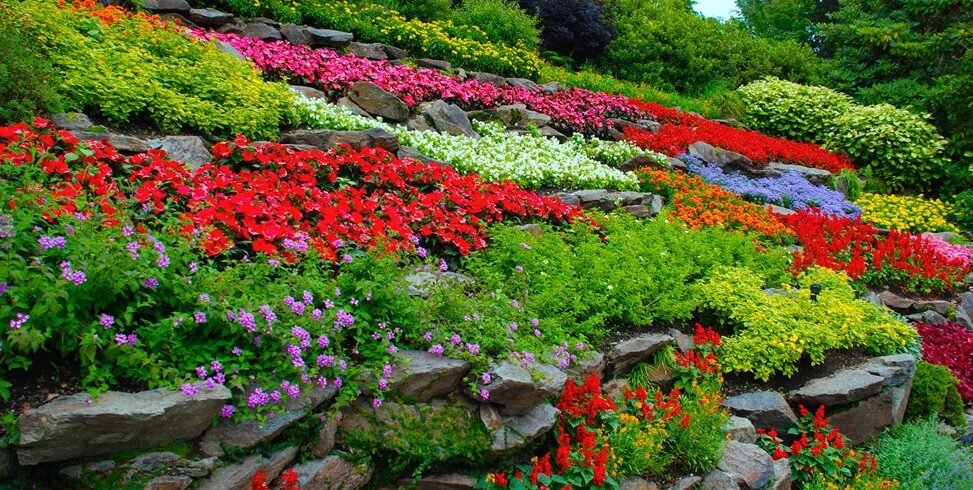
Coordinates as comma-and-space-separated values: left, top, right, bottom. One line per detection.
87, 460, 117, 475
718, 441, 774, 489
292, 456, 372, 490
418, 100, 479, 138
390, 350, 471, 401
197, 446, 297, 490
347, 82, 410, 122
608, 333, 674, 375
554, 192, 581, 206
670, 329, 695, 353
397, 146, 444, 165
71, 131, 151, 154
384, 44, 407, 59
469, 104, 551, 129
217, 22, 245, 35
879, 290, 915, 310
131, 451, 181, 473
175, 457, 217, 478
960, 292, 973, 323
417, 59, 451, 71
571, 189, 656, 212
241, 23, 281, 41
188, 8, 233, 27
306, 28, 354, 49
479, 361, 566, 416
539, 82, 565, 93
483, 403, 558, 455
563, 351, 605, 382
216, 41, 246, 61
623, 205, 652, 218
723, 391, 798, 437
50, 113, 93, 131
404, 271, 471, 297
348, 42, 388, 60
700, 470, 740, 490
17, 387, 230, 465
199, 385, 335, 457
150, 136, 211, 170
830, 390, 896, 445
619, 154, 666, 172
666, 476, 701, 490
539, 126, 568, 141
909, 310, 947, 325
767, 162, 832, 185
667, 156, 689, 171
313, 415, 340, 458
59, 465, 82, 479
279, 24, 309, 45
914, 300, 952, 315
724, 415, 757, 444
636, 119, 662, 134
862, 354, 917, 388
144, 475, 193, 490
142, 0, 189, 14
956, 307, 973, 330
788, 368, 886, 407
688, 141, 780, 178
290, 85, 328, 100
337, 97, 371, 117
406, 114, 437, 132
863, 291, 882, 306
280, 128, 399, 153
506, 78, 539, 90
417, 473, 477, 489
770, 458, 792, 490
468, 71, 507, 85
620, 477, 660, 490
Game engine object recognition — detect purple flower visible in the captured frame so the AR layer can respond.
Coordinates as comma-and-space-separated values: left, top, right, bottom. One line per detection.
237, 309, 257, 333
211, 360, 223, 372
142, 277, 159, 289
268, 259, 280, 267
196, 366, 208, 379
156, 255, 170, 268
311, 308, 323, 319
259, 305, 277, 324
0, 214, 13, 239
181, 383, 199, 397
382, 363, 393, 378
534, 329, 542, 337
428, 344, 444, 356
302, 290, 314, 304
378, 378, 388, 390
479, 389, 490, 400
333, 377, 343, 389
508, 322, 518, 332
323, 299, 334, 309
60, 261, 87, 285
114, 333, 128, 345
386, 344, 398, 354
338, 360, 348, 371
438, 258, 448, 271
122, 225, 134, 237
37, 235, 66, 250
0, 283, 8, 296
449, 334, 462, 345
100, 314, 115, 329
9, 313, 29, 330
188, 262, 199, 273
247, 387, 270, 408
127, 334, 137, 345
417, 246, 427, 259
219, 404, 234, 418
372, 397, 383, 409
317, 354, 335, 367
281, 380, 300, 399
515, 265, 524, 273
232, 346, 243, 356
423, 331, 433, 342
481, 372, 492, 384
466, 343, 480, 356
342, 254, 353, 263
270, 390, 282, 403
332, 239, 344, 249
520, 242, 532, 250
194, 312, 207, 324
530, 318, 539, 327
333, 310, 354, 330
198, 293, 211, 303
349, 298, 359, 306
317, 335, 330, 348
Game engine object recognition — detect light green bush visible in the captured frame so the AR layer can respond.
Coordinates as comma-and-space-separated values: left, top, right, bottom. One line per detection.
452, 0, 541, 50
737, 77, 853, 142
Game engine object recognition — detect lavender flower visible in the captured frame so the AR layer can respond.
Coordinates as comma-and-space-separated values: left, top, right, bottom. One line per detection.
481, 372, 492, 384
38, 236, 66, 250
0, 283, 8, 296
198, 293, 211, 303
100, 314, 115, 329
372, 398, 383, 408
479, 389, 490, 400
219, 404, 234, 418
142, 277, 159, 289
9, 313, 29, 330
194, 312, 207, 324
156, 255, 170, 268
181, 383, 199, 397
428, 344, 444, 356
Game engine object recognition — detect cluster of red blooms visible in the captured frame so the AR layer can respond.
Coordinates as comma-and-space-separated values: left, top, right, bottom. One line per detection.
623, 384, 691, 429
673, 324, 722, 375
916, 322, 973, 401
251, 468, 299, 490
779, 210, 970, 292
0, 120, 583, 260
623, 101, 854, 174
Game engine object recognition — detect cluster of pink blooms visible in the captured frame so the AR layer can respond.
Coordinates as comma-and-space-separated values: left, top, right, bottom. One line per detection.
192, 31, 641, 134
923, 233, 973, 269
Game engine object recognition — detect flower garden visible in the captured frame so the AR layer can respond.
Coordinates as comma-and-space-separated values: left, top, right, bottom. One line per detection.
1, 1, 972, 489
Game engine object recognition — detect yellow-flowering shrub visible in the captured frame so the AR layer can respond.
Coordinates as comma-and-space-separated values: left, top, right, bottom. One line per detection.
856, 193, 959, 233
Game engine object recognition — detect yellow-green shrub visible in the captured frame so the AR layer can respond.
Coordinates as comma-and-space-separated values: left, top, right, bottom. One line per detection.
10, 0, 294, 139
856, 193, 959, 233
702, 266, 917, 380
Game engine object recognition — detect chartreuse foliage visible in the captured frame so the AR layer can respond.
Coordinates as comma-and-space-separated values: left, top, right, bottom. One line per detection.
8, 0, 293, 139
701, 267, 917, 380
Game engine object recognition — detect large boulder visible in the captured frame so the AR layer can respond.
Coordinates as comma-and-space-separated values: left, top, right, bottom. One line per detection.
71, 131, 151, 154
787, 368, 886, 407
829, 390, 895, 445
142, 0, 189, 14
50, 113, 93, 132
481, 403, 558, 456
150, 136, 212, 170
390, 350, 471, 401
717, 441, 775, 489
699, 470, 740, 490
468, 104, 551, 129
723, 391, 798, 437
417, 100, 479, 138
347, 42, 388, 60
688, 141, 779, 178
477, 362, 566, 416
306, 28, 354, 48
280, 128, 399, 153
292, 456, 372, 490
18, 387, 230, 465
241, 23, 281, 41
563, 351, 605, 383
416, 473, 477, 489
770, 458, 792, 490
417, 59, 451, 71
188, 8, 233, 28
347, 82, 410, 122
724, 415, 758, 444
878, 290, 915, 310
608, 333, 674, 375
290, 85, 328, 100
198, 446, 297, 490
767, 162, 832, 185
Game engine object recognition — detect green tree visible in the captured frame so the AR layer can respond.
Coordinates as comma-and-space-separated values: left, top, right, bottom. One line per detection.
735, 0, 838, 48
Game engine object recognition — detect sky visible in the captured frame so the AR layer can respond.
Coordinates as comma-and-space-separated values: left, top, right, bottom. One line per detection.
694, 0, 738, 19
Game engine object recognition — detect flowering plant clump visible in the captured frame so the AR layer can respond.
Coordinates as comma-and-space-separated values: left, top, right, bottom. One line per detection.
779, 210, 970, 294
922, 233, 973, 269
683, 155, 860, 217
623, 101, 854, 173
757, 405, 896, 488
855, 193, 959, 233
916, 322, 973, 402
636, 168, 794, 238
251, 468, 299, 490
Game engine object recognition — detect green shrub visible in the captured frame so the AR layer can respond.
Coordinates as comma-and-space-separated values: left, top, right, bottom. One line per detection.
372, 0, 454, 22
950, 190, 973, 232
905, 361, 966, 429
871, 418, 973, 490
737, 77, 853, 143
452, 0, 540, 50
0, 19, 63, 123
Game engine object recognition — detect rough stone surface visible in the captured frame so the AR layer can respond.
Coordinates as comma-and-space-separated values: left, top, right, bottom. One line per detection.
144, 475, 192, 490
554, 192, 581, 206
788, 368, 886, 407
914, 300, 952, 315
17, 387, 230, 465
503, 77, 538, 90
723, 391, 798, 436
151, 136, 212, 170
564, 351, 605, 382
620, 477, 660, 490
862, 354, 916, 388
241, 23, 281, 41
636, 119, 662, 134
290, 84, 328, 100
480, 362, 566, 416
829, 389, 895, 445
571, 190, 658, 213
416, 473, 477, 489
417, 59, 451, 70
306, 27, 354, 48
71, 131, 151, 154
188, 8, 233, 27
666, 476, 701, 490
198, 446, 297, 490
688, 141, 780, 177
216, 41, 246, 61
770, 458, 792, 490
960, 292, 973, 325
670, 329, 694, 353
50, 113, 93, 131
619, 154, 666, 172
700, 470, 740, 490
313, 415, 340, 458
347, 81, 410, 122
608, 333, 674, 375
142, 0, 189, 14
292, 455, 372, 490
469, 104, 551, 129
390, 350, 471, 401
336, 96, 370, 117
280, 128, 399, 152
348, 42, 389, 60
718, 441, 774, 489
540, 82, 565, 93
279, 23, 309, 45
767, 162, 832, 185
397, 146, 444, 165
131, 451, 181, 473
384, 44, 407, 59
768, 204, 797, 216
468, 71, 507, 85
418, 100, 479, 138
483, 403, 558, 455
879, 290, 915, 310
724, 415, 758, 444
908, 310, 947, 324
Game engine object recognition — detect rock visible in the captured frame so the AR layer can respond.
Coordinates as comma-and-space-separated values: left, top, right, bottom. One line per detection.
829, 390, 895, 445
279, 24, 309, 45
50, 113, 93, 131
313, 415, 340, 458
862, 354, 916, 388
397, 147, 443, 165
241, 23, 281, 41
563, 351, 605, 382
667, 156, 689, 171
506, 78, 539, 90
348, 42, 388, 60
384, 44, 407, 59
909, 310, 947, 325
280, 128, 399, 153
878, 290, 914, 310
700, 470, 740, 490
87, 460, 117, 475
198, 446, 297, 490
59, 465, 83, 479
144, 475, 192, 490
347, 82, 410, 122
670, 329, 694, 353
199, 385, 335, 457
483, 403, 558, 455
723, 391, 798, 437
666, 477, 701, 490
636, 119, 662, 134
788, 368, 885, 407
416, 473, 477, 489
406, 114, 437, 132
175, 457, 217, 479
17, 387, 230, 465
306, 28, 354, 49
623, 205, 652, 218
570, 190, 656, 212
539, 82, 565, 93
478, 361, 566, 416
337, 97, 371, 117
215, 41, 246, 61
404, 271, 471, 297
469, 104, 551, 129
956, 307, 973, 330
290, 85, 328, 100
390, 350, 471, 401
724, 415, 757, 444
768, 204, 797, 216
131, 451, 181, 473
620, 477, 660, 490
71, 131, 152, 154
142, 0, 189, 14
539, 126, 567, 141
864, 291, 882, 306
417, 100, 479, 138
717, 441, 774, 489
602, 378, 628, 400
468, 71, 507, 85
150, 136, 211, 170
914, 300, 952, 316
608, 333, 674, 375
217, 22, 244, 35
554, 192, 581, 207
767, 162, 832, 185
417, 59, 451, 71
960, 292, 973, 323
688, 141, 779, 177
619, 155, 665, 172
188, 8, 233, 27
292, 456, 372, 490
517, 223, 544, 236
770, 458, 792, 490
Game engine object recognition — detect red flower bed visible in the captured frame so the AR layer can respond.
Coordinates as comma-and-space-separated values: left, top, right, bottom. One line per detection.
917, 322, 973, 401
1, 119, 582, 260
624, 101, 854, 173
778, 210, 970, 293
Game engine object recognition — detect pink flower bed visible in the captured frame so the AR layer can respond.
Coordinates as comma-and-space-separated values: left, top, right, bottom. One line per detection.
194, 31, 641, 134
923, 233, 973, 269
917, 322, 973, 402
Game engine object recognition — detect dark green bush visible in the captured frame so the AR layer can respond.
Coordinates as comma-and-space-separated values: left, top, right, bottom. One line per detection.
949, 190, 973, 232
519, 0, 613, 62
905, 361, 966, 429
452, 0, 540, 50
0, 18, 63, 123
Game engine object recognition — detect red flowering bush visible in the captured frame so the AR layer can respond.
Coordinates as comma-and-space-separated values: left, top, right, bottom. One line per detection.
624, 101, 854, 173
779, 210, 970, 294
917, 322, 973, 401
